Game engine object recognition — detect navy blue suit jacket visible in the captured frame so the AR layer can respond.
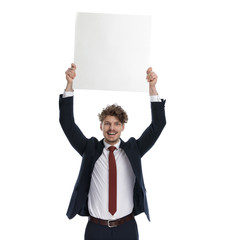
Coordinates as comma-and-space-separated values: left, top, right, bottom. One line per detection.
59, 95, 166, 221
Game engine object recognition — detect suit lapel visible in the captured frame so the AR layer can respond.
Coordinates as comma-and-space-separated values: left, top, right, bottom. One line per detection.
90, 139, 105, 172
120, 139, 139, 178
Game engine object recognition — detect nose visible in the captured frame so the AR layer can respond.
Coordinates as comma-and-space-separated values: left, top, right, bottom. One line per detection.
109, 124, 114, 131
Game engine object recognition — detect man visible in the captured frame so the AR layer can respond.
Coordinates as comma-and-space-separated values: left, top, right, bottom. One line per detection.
59, 63, 166, 240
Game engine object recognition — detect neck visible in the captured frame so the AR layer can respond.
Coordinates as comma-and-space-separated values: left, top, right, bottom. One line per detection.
104, 138, 120, 146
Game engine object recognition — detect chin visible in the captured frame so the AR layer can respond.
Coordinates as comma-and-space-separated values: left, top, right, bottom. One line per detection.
105, 137, 120, 144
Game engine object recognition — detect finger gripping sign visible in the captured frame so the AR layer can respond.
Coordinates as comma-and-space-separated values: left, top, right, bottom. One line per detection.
73, 12, 152, 92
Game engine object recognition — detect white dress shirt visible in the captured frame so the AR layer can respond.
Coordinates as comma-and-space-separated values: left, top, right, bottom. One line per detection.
88, 140, 136, 220
62, 90, 163, 219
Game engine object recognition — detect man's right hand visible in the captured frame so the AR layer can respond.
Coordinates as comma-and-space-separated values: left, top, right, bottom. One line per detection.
65, 63, 76, 83
64, 63, 76, 92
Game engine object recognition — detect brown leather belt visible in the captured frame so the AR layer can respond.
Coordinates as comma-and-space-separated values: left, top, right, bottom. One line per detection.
89, 213, 134, 228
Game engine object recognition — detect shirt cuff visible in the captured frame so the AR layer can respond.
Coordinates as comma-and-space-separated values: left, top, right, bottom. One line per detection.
150, 95, 162, 102
63, 90, 74, 98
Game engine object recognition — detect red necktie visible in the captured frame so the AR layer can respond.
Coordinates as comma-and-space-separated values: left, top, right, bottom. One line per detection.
108, 146, 117, 215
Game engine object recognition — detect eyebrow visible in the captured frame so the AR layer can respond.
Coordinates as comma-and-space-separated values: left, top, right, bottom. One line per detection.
104, 121, 121, 124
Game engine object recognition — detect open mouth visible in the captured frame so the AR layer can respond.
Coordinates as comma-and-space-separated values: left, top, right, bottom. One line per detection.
107, 132, 117, 136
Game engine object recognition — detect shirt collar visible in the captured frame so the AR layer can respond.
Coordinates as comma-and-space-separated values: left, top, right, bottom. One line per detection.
103, 139, 121, 150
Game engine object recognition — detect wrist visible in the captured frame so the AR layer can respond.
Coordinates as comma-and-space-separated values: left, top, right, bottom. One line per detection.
65, 82, 74, 92
149, 85, 158, 96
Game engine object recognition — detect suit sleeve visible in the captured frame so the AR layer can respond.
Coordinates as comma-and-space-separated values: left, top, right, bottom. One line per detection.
136, 100, 166, 157
59, 94, 88, 156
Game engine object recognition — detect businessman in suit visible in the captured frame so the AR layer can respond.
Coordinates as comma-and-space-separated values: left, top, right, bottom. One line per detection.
59, 63, 166, 240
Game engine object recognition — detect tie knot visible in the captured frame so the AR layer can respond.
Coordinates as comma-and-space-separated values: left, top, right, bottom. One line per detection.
108, 146, 116, 152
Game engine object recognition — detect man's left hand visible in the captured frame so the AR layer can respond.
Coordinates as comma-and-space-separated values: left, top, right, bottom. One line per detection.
146, 67, 158, 87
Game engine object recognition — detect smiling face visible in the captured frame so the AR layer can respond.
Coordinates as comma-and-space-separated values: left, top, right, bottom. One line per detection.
100, 115, 125, 145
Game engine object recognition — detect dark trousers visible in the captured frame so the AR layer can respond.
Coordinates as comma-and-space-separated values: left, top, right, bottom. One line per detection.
84, 218, 139, 240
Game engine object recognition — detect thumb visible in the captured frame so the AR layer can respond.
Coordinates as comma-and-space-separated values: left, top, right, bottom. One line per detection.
71, 63, 76, 70
146, 67, 152, 74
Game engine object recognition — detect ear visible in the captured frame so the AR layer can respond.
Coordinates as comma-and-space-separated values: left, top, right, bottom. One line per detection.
122, 124, 125, 131
100, 123, 103, 131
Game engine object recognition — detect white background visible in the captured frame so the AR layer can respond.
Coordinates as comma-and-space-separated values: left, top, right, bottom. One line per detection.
0, 0, 240, 239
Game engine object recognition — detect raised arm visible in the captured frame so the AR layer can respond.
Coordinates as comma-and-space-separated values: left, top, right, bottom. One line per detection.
59, 63, 88, 156
136, 67, 166, 157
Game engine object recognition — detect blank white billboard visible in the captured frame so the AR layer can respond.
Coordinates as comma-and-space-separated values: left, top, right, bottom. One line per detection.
73, 12, 152, 92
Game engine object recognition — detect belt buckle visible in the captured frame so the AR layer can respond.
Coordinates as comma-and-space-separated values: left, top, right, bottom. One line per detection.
108, 219, 117, 228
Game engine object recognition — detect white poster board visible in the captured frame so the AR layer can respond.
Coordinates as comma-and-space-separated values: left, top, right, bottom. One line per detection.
73, 12, 152, 92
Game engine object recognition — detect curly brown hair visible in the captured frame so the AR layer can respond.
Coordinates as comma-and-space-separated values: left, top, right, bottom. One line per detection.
98, 104, 128, 124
